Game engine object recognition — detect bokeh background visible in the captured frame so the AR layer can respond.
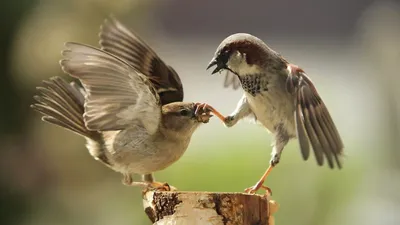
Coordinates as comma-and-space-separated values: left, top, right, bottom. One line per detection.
1, 0, 400, 224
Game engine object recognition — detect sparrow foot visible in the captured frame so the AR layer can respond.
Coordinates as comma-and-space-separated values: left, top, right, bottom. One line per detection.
143, 181, 178, 192
244, 184, 273, 196
194, 103, 236, 127
122, 174, 177, 191
224, 115, 236, 127
262, 185, 273, 196
244, 165, 274, 195
194, 103, 214, 123
124, 180, 177, 192
195, 103, 226, 123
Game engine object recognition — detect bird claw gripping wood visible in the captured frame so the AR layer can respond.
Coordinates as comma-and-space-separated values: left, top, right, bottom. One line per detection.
244, 183, 273, 196
122, 175, 177, 194
141, 182, 178, 195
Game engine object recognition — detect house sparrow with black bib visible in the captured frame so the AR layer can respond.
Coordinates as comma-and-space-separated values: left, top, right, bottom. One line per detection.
205, 33, 344, 194
31, 17, 214, 190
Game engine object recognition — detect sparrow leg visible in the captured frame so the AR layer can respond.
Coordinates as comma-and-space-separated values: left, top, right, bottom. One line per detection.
196, 95, 252, 127
224, 95, 252, 127
142, 173, 155, 183
194, 102, 225, 122
122, 173, 176, 191
122, 173, 149, 187
245, 131, 289, 194
142, 173, 177, 191
244, 165, 274, 194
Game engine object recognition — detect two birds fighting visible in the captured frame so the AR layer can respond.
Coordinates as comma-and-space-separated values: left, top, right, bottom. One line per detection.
31, 17, 344, 195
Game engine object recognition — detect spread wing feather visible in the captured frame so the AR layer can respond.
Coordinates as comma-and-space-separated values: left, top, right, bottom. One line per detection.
223, 71, 241, 89
99, 16, 184, 105
288, 69, 344, 169
60, 42, 161, 134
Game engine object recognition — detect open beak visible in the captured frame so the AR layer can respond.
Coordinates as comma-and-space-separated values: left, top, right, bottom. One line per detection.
206, 57, 224, 75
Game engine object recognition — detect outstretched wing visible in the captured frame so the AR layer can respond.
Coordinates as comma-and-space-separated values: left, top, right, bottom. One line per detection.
99, 16, 184, 105
223, 71, 241, 90
60, 42, 161, 134
287, 66, 344, 169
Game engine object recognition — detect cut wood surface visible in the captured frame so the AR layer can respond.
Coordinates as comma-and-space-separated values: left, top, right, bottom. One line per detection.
143, 191, 279, 225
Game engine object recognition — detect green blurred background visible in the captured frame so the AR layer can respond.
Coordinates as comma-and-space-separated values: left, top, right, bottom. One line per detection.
1, 0, 400, 224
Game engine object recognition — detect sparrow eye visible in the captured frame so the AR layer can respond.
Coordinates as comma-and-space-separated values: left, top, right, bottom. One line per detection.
179, 109, 190, 116
219, 49, 231, 64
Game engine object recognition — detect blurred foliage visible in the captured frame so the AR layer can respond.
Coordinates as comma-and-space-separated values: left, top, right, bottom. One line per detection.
0, 0, 39, 224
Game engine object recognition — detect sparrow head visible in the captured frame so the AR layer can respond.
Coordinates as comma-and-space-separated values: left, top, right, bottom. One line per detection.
161, 102, 212, 137
206, 33, 285, 76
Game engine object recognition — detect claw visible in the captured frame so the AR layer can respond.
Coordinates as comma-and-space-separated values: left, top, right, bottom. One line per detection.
194, 103, 214, 123
194, 103, 226, 122
194, 103, 201, 115
244, 165, 274, 195
142, 182, 178, 195
145, 182, 175, 191
244, 180, 263, 194
261, 185, 273, 196
122, 174, 177, 192
244, 184, 272, 196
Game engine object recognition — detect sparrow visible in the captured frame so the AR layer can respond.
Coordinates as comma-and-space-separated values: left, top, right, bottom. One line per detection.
31, 18, 214, 190
205, 33, 344, 194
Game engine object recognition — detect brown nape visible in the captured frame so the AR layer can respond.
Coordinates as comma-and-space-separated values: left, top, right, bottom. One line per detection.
225, 40, 268, 65
217, 33, 288, 69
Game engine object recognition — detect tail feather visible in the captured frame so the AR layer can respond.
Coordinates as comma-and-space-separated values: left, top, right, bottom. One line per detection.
31, 76, 113, 167
31, 76, 94, 139
42, 78, 84, 121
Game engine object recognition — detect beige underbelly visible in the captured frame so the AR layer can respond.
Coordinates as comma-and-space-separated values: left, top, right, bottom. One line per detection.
246, 92, 296, 136
103, 130, 190, 175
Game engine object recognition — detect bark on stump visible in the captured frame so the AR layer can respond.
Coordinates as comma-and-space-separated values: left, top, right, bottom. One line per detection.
143, 191, 279, 225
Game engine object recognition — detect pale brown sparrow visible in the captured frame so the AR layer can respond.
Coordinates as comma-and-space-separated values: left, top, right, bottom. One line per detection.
31, 18, 214, 190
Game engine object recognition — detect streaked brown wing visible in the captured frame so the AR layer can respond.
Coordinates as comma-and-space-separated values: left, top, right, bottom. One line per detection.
99, 16, 183, 105
288, 69, 344, 169
223, 71, 241, 90
60, 42, 162, 135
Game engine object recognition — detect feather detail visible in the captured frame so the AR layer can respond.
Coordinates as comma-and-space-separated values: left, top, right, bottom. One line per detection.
99, 16, 184, 105
60, 42, 162, 135
223, 71, 241, 89
288, 65, 344, 168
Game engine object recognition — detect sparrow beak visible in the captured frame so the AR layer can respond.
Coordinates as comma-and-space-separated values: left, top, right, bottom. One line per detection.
198, 113, 213, 123
206, 57, 224, 75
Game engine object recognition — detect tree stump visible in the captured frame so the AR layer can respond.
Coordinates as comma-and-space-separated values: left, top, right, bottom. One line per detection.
143, 191, 279, 225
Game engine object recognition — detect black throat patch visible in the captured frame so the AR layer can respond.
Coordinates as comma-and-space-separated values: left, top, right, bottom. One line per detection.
238, 74, 269, 96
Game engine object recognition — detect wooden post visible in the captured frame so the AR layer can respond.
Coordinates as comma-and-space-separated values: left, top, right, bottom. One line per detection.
143, 191, 279, 225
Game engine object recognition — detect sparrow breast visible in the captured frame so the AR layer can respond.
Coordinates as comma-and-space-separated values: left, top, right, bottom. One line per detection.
241, 71, 296, 137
